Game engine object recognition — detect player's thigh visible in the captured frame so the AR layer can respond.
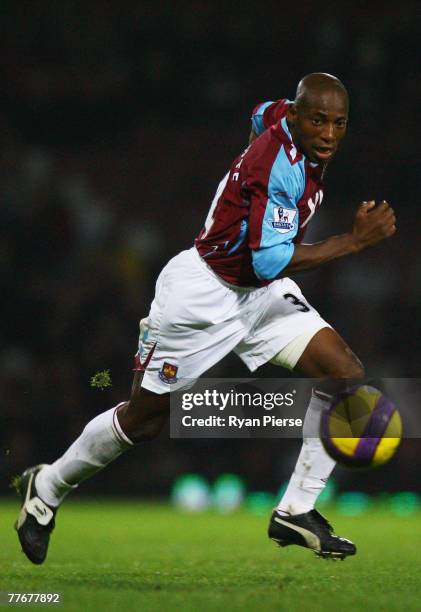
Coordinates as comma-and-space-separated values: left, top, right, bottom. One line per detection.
131, 371, 170, 415
294, 327, 364, 379
235, 277, 329, 372
137, 248, 247, 394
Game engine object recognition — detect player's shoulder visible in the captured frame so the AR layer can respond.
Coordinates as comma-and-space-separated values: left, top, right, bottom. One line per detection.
251, 98, 290, 133
268, 138, 305, 203
246, 120, 305, 202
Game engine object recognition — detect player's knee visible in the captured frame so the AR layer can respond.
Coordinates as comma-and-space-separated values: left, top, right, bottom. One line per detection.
123, 410, 166, 442
118, 389, 169, 442
330, 353, 365, 379
347, 359, 365, 379
127, 388, 170, 416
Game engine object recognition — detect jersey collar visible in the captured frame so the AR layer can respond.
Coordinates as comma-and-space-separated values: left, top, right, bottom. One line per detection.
281, 115, 319, 168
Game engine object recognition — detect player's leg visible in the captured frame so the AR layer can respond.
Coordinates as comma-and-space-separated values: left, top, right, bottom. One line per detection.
15, 377, 168, 564
277, 327, 364, 514
36, 376, 170, 506
235, 279, 363, 557
270, 327, 363, 558
15, 248, 250, 564
117, 373, 170, 442
293, 326, 364, 379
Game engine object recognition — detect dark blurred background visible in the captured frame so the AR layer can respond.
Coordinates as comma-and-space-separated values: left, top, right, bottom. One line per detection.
1, 1, 420, 498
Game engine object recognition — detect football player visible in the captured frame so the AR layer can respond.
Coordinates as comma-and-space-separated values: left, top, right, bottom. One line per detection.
15, 73, 396, 563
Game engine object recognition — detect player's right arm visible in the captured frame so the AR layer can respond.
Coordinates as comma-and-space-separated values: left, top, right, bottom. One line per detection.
250, 100, 289, 141
248, 147, 302, 280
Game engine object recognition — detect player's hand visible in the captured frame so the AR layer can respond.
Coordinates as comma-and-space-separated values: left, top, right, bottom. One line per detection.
351, 200, 396, 251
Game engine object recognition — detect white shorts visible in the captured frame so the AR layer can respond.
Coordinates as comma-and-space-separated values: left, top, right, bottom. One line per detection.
137, 248, 330, 394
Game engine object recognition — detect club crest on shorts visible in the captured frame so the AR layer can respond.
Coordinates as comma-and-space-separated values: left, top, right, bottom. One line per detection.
159, 362, 179, 384
272, 206, 296, 233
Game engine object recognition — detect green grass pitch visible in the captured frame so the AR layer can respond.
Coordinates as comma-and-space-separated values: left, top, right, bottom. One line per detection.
1, 499, 420, 611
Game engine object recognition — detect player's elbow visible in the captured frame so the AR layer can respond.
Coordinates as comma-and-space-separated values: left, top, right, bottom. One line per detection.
252, 245, 294, 280
252, 258, 281, 280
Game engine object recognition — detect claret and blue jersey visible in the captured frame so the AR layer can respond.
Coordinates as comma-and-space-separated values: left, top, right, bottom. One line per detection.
195, 99, 324, 287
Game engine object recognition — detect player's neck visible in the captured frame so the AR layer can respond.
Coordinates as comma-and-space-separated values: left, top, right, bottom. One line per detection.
286, 117, 304, 158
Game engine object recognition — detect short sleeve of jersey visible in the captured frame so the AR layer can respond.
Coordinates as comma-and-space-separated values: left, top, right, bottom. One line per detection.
251, 99, 289, 136
249, 145, 304, 280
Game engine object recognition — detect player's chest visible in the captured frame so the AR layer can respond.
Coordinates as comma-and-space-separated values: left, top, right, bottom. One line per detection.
297, 178, 324, 230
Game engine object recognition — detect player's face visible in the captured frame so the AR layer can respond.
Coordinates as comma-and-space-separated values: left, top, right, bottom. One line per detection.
287, 91, 348, 164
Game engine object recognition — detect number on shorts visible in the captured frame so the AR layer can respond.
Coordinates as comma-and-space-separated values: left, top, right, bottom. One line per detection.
283, 292, 310, 312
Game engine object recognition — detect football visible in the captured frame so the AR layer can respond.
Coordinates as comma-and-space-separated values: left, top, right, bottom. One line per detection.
320, 385, 402, 468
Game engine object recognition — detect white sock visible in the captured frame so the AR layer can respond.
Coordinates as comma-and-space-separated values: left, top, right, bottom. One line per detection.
35, 403, 133, 507
277, 392, 335, 516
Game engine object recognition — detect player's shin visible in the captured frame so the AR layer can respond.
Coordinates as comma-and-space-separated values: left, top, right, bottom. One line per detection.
35, 403, 133, 507
277, 391, 335, 515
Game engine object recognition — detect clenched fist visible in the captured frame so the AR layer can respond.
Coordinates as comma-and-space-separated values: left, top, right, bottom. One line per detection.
351, 200, 396, 251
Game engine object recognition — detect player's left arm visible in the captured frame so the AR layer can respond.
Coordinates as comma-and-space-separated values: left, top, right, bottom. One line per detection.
250, 195, 396, 280
280, 200, 396, 274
